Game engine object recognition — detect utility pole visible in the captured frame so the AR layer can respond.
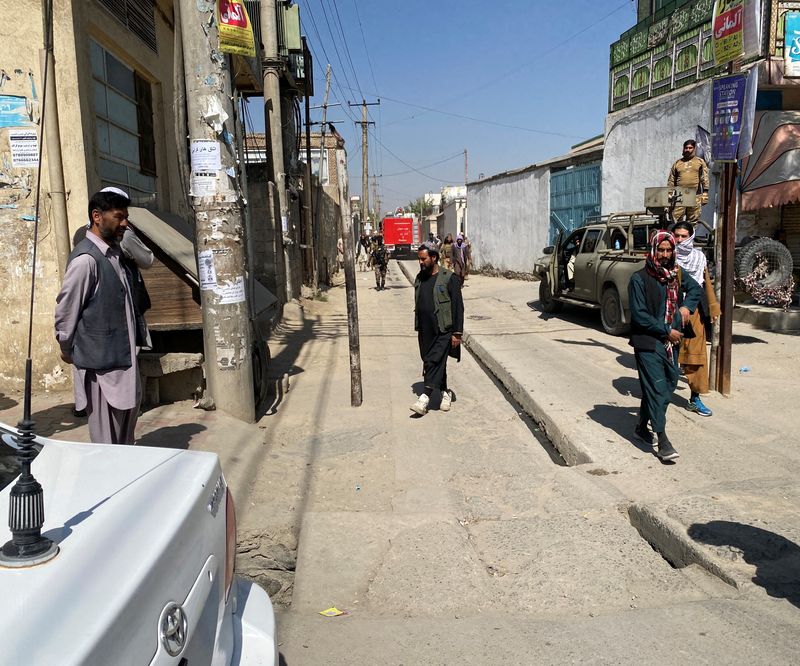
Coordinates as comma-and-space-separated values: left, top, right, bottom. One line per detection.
715, 161, 737, 395
260, 0, 292, 303
349, 99, 380, 229
464, 148, 468, 184
177, 0, 254, 422
302, 38, 316, 292
313, 65, 332, 287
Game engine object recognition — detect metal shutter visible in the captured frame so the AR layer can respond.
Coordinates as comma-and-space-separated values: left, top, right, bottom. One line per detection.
781, 204, 800, 266
98, 0, 157, 54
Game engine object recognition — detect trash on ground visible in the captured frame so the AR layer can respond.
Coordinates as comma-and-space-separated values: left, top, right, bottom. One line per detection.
739, 366, 751, 374
318, 607, 347, 617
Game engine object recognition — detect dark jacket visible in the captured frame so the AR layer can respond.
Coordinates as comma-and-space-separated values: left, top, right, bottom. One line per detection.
628, 267, 701, 351
414, 267, 464, 335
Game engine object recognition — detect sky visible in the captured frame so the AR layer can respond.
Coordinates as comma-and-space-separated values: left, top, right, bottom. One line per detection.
251, 0, 639, 213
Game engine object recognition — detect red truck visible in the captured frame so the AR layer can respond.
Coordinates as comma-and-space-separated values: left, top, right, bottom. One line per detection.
382, 216, 422, 257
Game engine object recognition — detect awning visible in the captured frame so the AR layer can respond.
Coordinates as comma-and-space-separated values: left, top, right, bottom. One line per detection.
740, 111, 800, 211
129, 207, 278, 318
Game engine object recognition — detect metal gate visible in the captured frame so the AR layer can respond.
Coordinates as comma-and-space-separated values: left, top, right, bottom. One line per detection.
549, 162, 602, 244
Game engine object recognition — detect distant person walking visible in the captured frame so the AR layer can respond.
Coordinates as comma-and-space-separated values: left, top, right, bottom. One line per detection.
451, 234, 470, 286
628, 231, 701, 461
373, 235, 389, 290
356, 232, 370, 272
411, 242, 464, 416
668, 139, 708, 225
55, 188, 150, 445
673, 221, 720, 417
441, 234, 454, 269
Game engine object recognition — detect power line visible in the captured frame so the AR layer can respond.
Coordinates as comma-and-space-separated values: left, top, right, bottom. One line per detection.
327, 0, 364, 99
369, 127, 458, 184
351, 0, 378, 93
379, 151, 464, 177
311, 0, 356, 101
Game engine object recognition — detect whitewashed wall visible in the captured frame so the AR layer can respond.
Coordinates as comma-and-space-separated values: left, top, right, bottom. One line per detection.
467, 167, 549, 276
602, 80, 719, 228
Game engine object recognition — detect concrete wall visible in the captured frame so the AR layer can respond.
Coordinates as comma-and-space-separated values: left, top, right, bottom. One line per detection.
602, 80, 719, 226
467, 168, 549, 277
0, 0, 186, 389
439, 199, 467, 241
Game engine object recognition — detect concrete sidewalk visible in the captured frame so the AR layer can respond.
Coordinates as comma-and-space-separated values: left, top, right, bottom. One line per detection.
400, 260, 800, 608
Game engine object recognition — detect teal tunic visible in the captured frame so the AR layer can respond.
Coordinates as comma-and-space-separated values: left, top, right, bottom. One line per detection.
628, 268, 701, 432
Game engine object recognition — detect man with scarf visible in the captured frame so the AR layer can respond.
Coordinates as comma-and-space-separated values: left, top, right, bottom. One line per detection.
411, 242, 464, 416
452, 234, 470, 286
673, 221, 720, 417
628, 231, 701, 461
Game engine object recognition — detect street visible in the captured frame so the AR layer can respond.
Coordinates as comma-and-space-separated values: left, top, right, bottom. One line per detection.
2, 262, 798, 663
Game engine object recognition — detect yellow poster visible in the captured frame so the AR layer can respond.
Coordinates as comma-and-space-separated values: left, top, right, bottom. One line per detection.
217, 0, 256, 58
712, 0, 744, 65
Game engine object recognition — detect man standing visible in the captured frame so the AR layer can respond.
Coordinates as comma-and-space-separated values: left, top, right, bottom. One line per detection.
373, 235, 389, 290
451, 234, 470, 286
411, 242, 464, 416
667, 139, 709, 224
673, 221, 720, 417
55, 189, 148, 444
628, 231, 701, 461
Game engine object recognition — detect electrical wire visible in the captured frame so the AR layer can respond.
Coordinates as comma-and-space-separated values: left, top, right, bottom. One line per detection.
327, 0, 363, 100
379, 150, 464, 178
311, 0, 356, 101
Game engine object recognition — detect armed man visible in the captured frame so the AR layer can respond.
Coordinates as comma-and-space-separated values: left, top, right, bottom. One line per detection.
667, 139, 709, 225
373, 235, 390, 290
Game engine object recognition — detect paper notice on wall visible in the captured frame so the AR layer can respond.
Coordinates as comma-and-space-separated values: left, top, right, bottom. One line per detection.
281, 215, 288, 233
191, 172, 218, 197
190, 140, 222, 172
198, 249, 218, 290
8, 129, 39, 167
214, 276, 246, 304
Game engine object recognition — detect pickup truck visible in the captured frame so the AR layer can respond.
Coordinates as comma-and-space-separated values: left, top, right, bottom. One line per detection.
534, 214, 663, 336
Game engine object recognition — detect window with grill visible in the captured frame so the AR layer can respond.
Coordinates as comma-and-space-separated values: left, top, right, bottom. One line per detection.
91, 39, 157, 204
98, 0, 157, 53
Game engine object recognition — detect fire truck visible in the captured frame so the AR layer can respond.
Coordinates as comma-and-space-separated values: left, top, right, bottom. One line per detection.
381, 215, 422, 258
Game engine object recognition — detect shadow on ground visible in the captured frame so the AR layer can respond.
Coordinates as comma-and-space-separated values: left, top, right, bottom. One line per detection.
0, 393, 18, 411
137, 423, 206, 450
27, 403, 86, 437
586, 403, 655, 455
555, 337, 637, 370
527, 299, 607, 334
688, 521, 800, 608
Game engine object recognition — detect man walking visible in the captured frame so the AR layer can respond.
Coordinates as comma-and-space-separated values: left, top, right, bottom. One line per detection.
452, 234, 470, 286
411, 242, 464, 416
373, 235, 389, 290
673, 221, 720, 417
667, 139, 709, 224
55, 188, 148, 444
628, 231, 701, 461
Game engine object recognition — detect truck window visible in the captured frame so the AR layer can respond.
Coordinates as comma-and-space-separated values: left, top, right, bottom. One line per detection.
632, 225, 657, 250
581, 229, 601, 254
607, 228, 626, 250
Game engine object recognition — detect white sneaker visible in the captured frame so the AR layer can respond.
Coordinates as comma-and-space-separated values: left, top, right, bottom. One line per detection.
410, 393, 429, 415
440, 390, 452, 412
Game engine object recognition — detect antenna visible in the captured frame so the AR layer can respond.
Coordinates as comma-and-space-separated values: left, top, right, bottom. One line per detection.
0, 0, 58, 567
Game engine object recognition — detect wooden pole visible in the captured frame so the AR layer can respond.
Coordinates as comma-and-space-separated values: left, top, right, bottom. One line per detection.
716, 161, 737, 395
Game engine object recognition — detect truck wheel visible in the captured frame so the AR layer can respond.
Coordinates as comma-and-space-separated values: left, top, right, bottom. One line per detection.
734, 237, 793, 287
601, 286, 629, 336
539, 275, 563, 313
252, 334, 271, 411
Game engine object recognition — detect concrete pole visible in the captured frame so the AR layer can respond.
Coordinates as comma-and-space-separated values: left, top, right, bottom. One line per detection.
40, 12, 69, 277
313, 65, 331, 286
260, 0, 292, 303
361, 101, 369, 225
302, 39, 317, 291
177, 0, 254, 422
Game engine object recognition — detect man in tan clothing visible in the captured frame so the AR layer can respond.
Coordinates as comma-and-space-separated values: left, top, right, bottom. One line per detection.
668, 139, 709, 224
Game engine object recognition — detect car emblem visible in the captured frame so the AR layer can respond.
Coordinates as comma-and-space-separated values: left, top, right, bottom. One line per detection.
160, 602, 187, 657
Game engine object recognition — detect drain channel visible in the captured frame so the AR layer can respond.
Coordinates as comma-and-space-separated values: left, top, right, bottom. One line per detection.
466, 345, 566, 466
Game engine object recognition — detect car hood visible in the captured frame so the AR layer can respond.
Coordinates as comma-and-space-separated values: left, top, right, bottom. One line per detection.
0, 427, 227, 665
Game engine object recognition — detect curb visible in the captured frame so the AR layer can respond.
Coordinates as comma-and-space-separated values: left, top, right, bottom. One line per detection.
627, 503, 739, 589
463, 333, 593, 467
397, 259, 593, 467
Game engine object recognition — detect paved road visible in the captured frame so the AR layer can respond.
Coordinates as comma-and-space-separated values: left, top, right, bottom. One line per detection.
274, 262, 800, 664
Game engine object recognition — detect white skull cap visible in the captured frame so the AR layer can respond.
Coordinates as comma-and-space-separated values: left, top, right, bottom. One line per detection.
100, 186, 130, 199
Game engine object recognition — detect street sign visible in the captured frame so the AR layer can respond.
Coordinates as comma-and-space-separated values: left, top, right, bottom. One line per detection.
711, 73, 747, 162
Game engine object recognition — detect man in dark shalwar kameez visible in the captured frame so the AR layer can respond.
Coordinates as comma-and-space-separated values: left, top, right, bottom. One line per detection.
411, 242, 464, 416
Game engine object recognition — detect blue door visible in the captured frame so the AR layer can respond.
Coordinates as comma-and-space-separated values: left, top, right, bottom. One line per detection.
549, 162, 602, 244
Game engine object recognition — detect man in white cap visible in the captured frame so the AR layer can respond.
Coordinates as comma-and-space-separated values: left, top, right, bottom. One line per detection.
55, 188, 150, 444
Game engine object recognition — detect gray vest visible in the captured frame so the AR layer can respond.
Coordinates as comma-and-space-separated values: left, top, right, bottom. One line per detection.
67, 239, 132, 371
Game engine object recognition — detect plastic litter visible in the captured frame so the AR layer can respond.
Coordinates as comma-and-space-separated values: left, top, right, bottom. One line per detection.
318, 607, 347, 617
355, 484, 361, 492
739, 366, 751, 374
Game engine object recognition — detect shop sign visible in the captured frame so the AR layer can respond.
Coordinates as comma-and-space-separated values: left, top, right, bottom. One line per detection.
712, 0, 744, 65
785, 12, 800, 77
712, 73, 747, 161
217, 0, 256, 58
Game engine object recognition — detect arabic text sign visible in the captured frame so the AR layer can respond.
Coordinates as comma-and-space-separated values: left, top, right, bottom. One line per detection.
190, 140, 222, 172
713, 0, 744, 65
217, 0, 256, 58
712, 74, 747, 162
8, 129, 39, 167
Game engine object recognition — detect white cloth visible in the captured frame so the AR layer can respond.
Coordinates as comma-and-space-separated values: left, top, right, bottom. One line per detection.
675, 231, 706, 286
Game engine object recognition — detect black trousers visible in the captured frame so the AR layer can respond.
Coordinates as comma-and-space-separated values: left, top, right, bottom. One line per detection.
419, 332, 450, 391
634, 346, 679, 433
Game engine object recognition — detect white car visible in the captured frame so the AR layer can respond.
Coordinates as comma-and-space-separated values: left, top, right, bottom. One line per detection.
0, 422, 278, 666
